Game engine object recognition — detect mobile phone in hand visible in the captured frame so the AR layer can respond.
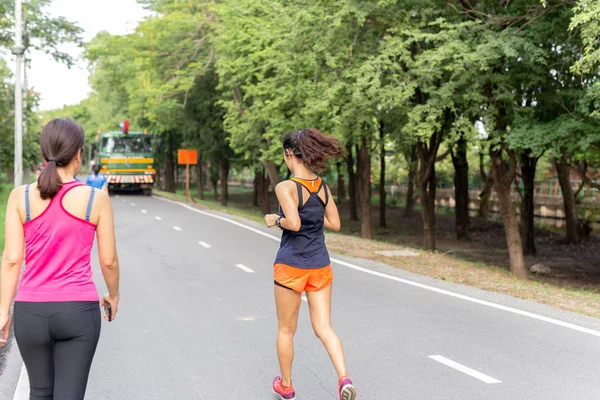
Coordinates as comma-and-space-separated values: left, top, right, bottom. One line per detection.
104, 302, 112, 322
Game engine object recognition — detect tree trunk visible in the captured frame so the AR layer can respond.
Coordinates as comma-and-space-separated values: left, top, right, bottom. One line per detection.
555, 156, 580, 244
451, 136, 470, 240
358, 136, 372, 239
263, 160, 281, 189
418, 144, 437, 251
165, 136, 176, 193
204, 164, 211, 191
253, 168, 260, 207
210, 162, 218, 200
417, 109, 451, 251
259, 168, 271, 215
403, 144, 418, 218
479, 152, 494, 219
156, 166, 162, 191
219, 158, 229, 206
520, 152, 538, 255
379, 121, 387, 228
196, 162, 205, 200
355, 144, 362, 215
336, 161, 346, 204
490, 147, 528, 278
346, 143, 359, 221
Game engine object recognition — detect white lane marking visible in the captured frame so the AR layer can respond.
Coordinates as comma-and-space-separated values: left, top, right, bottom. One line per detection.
199, 241, 211, 248
13, 365, 29, 400
141, 209, 148, 214
155, 216, 162, 221
153, 196, 600, 338
236, 264, 254, 273
173, 226, 182, 231
302, 295, 308, 302
130, 203, 136, 206
429, 355, 501, 384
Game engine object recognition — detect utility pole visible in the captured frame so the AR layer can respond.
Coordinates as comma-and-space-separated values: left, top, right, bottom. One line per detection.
12, 0, 25, 187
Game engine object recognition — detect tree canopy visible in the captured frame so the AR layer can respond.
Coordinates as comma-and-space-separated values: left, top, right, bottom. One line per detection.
40, 0, 600, 277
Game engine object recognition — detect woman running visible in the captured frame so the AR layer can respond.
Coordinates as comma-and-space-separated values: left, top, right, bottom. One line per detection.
265, 128, 357, 400
0, 118, 120, 400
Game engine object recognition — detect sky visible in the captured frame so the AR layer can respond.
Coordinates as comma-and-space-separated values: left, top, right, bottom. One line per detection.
8, 0, 151, 111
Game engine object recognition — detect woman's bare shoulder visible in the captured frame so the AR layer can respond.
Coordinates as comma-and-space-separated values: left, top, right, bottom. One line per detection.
275, 180, 297, 192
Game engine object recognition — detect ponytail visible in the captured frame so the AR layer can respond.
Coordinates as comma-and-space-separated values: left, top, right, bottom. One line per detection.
282, 128, 344, 173
37, 161, 64, 200
38, 118, 85, 199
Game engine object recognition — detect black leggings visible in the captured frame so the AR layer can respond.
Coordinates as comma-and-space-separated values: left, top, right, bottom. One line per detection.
14, 301, 101, 400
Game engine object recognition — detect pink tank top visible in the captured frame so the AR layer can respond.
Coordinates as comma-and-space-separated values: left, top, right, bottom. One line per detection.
16, 181, 99, 302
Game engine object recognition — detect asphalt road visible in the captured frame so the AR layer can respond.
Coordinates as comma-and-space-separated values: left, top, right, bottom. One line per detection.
1, 194, 600, 399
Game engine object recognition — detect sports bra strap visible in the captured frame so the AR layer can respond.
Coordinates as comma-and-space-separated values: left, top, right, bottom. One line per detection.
85, 188, 96, 222
294, 180, 304, 208
323, 181, 330, 205
25, 185, 31, 222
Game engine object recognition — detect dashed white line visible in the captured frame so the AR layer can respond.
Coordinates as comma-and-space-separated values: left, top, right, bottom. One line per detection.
155, 216, 162, 221
130, 203, 136, 206
301, 295, 308, 302
236, 264, 254, 273
141, 209, 147, 214
198, 241, 211, 248
173, 226, 182, 231
429, 355, 501, 384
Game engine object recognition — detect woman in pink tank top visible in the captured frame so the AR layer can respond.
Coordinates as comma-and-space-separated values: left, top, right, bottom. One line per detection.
0, 118, 121, 400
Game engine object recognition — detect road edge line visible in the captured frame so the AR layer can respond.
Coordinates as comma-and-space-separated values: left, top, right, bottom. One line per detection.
153, 195, 600, 338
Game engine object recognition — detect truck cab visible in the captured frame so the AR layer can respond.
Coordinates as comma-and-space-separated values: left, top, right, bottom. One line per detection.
93, 130, 156, 195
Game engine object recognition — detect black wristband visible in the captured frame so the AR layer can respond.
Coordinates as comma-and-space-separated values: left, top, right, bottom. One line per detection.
276, 216, 282, 229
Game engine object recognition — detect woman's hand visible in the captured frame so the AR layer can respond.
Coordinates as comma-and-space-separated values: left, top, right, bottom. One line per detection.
0, 311, 11, 347
101, 293, 119, 322
264, 214, 279, 228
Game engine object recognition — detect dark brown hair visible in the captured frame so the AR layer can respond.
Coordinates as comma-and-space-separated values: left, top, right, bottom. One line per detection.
38, 118, 85, 199
282, 128, 344, 173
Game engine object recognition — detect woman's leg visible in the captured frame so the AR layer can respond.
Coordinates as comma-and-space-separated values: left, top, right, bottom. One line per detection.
306, 284, 348, 378
51, 302, 101, 400
274, 285, 302, 387
13, 303, 55, 400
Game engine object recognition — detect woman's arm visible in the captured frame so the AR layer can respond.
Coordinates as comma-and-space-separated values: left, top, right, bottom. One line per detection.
95, 190, 120, 320
323, 185, 341, 232
0, 188, 25, 314
0, 188, 25, 344
265, 181, 301, 232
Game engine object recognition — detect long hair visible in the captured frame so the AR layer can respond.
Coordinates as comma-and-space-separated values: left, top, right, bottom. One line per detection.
282, 128, 344, 173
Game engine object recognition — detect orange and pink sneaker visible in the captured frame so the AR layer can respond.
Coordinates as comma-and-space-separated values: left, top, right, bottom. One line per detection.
338, 376, 357, 400
272, 376, 296, 400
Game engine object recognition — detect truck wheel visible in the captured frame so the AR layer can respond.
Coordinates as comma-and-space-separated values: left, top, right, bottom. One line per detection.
143, 189, 152, 196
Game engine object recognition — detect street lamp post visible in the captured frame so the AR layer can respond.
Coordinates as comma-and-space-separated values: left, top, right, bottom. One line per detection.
12, 0, 25, 187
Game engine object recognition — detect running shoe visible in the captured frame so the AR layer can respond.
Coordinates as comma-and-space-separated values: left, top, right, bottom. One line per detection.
273, 376, 296, 400
338, 376, 357, 400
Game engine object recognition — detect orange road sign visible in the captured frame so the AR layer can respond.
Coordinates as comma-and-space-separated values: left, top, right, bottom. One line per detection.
178, 149, 198, 165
